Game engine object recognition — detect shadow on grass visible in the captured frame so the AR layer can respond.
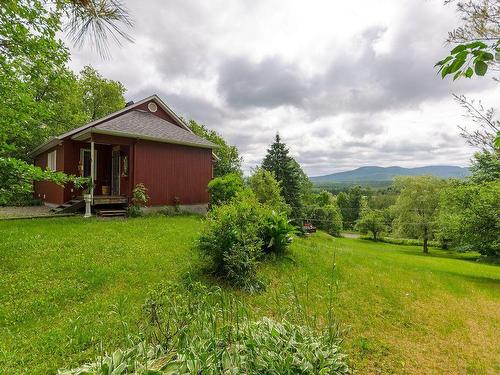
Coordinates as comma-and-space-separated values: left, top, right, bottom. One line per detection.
438, 269, 500, 287
357, 237, 498, 266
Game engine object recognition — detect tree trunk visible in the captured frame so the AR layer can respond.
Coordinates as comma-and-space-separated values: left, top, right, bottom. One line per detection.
423, 227, 429, 254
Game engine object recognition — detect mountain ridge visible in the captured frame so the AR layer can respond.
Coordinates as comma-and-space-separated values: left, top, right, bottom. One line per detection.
310, 165, 470, 183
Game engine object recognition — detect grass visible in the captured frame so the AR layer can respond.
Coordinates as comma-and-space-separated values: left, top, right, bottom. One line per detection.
1, 216, 499, 374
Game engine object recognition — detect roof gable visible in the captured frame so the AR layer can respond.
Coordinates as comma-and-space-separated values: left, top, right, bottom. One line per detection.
30, 95, 201, 156
86, 110, 216, 149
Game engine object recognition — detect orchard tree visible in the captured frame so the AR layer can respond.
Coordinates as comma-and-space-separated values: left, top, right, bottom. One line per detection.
356, 209, 386, 241
393, 176, 447, 253
188, 120, 242, 177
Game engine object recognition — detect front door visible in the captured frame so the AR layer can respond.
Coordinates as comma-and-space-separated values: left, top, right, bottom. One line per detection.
111, 150, 120, 195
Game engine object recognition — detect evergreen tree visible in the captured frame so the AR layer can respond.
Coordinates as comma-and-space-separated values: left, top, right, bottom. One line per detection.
262, 134, 302, 217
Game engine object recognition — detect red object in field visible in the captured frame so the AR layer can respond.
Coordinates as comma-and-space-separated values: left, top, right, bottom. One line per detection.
303, 223, 317, 233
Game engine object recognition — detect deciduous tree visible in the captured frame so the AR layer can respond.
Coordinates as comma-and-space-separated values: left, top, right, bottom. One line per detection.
356, 208, 386, 241
188, 120, 242, 177
393, 176, 447, 253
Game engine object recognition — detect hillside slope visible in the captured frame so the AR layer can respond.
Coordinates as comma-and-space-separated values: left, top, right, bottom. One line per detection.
311, 165, 470, 183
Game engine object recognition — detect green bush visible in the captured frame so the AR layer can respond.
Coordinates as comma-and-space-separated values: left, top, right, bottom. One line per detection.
126, 204, 142, 218
61, 281, 350, 374
127, 183, 150, 217
197, 194, 266, 291
263, 210, 296, 255
207, 172, 245, 206
304, 204, 343, 236
248, 167, 289, 213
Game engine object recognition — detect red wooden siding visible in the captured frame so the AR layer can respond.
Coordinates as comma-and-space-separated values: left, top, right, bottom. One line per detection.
134, 140, 212, 205
33, 144, 65, 204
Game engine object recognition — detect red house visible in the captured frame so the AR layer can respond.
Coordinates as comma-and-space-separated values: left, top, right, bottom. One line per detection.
30, 95, 216, 213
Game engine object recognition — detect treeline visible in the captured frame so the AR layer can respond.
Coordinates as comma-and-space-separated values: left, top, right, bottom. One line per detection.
353, 156, 499, 257
205, 130, 499, 259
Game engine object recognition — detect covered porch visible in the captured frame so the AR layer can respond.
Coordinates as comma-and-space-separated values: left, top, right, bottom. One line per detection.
70, 131, 135, 207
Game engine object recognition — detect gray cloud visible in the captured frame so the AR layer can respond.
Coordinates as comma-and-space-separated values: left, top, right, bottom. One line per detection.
218, 56, 308, 108
67, 0, 498, 176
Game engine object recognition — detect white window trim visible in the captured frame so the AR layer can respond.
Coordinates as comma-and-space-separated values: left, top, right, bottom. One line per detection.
47, 150, 57, 171
80, 148, 97, 177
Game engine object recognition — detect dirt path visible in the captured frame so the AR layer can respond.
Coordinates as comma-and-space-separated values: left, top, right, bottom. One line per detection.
0, 206, 52, 219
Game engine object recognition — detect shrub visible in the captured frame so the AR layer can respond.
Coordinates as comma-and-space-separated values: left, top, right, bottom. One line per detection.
248, 167, 289, 213
304, 204, 343, 236
127, 183, 149, 217
131, 183, 149, 206
197, 194, 266, 291
262, 210, 296, 255
126, 204, 142, 218
207, 172, 245, 206
61, 281, 350, 374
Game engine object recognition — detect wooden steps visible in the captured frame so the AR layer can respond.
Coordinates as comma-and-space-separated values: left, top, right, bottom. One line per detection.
51, 198, 85, 214
96, 209, 127, 218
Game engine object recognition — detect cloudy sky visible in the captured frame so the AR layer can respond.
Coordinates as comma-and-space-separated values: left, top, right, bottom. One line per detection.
67, 0, 499, 176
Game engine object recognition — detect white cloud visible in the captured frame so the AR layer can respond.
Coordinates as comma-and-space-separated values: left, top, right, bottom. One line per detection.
66, 0, 499, 176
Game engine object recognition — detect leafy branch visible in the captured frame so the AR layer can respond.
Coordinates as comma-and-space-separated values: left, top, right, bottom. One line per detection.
435, 40, 499, 80
0, 157, 91, 205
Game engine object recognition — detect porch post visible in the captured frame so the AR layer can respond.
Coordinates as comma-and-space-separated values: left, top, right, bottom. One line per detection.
90, 140, 95, 202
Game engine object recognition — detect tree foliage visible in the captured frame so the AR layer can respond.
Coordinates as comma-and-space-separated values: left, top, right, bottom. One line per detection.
0, 157, 88, 205
248, 167, 289, 214
0, 2, 127, 161
188, 120, 242, 177
469, 151, 500, 183
393, 176, 447, 253
437, 180, 499, 256
207, 173, 245, 206
336, 186, 363, 229
436, 0, 499, 80
262, 134, 307, 218
454, 94, 499, 152
62, 0, 133, 56
356, 208, 386, 241
79, 65, 126, 121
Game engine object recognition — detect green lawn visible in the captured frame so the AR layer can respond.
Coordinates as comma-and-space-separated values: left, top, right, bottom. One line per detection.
1, 216, 499, 374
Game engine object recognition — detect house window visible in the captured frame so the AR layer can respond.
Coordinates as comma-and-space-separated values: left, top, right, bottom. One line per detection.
80, 149, 97, 177
47, 150, 57, 171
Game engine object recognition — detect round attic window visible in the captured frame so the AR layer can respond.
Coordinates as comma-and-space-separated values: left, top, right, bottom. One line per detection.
148, 102, 158, 112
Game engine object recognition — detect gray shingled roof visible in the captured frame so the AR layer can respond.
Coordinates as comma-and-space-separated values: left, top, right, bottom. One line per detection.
94, 110, 216, 148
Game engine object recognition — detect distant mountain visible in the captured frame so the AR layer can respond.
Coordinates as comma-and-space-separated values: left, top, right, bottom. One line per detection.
310, 165, 470, 183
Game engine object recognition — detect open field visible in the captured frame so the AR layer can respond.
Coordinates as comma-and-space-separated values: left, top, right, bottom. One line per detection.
1, 216, 499, 374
